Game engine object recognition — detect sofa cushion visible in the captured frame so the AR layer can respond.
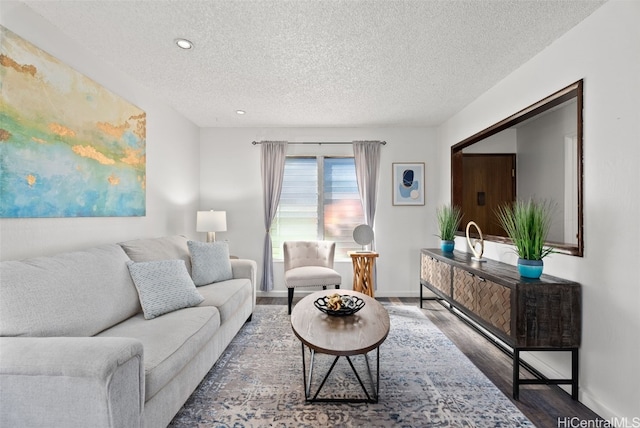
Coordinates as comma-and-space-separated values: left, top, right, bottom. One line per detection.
127, 260, 204, 320
97, 306, 220, 401
187, 240, 233, 286
197, 278, 252, 324
0, 244, 140, 337
119, 235, 192, 275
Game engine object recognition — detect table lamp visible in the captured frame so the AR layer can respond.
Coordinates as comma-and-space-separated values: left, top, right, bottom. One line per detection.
196, 210, 227, 242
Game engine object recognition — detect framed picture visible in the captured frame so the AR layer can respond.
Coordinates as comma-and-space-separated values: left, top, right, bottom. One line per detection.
0, 26, 146, 218
392, 162, 425, 206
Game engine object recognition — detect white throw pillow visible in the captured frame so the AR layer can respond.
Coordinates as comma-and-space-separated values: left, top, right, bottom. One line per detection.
126, 259, 204, 320
187, 240, 233, 286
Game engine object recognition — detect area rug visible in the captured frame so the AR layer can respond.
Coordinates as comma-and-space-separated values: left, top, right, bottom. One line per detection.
169, 305, 533, 427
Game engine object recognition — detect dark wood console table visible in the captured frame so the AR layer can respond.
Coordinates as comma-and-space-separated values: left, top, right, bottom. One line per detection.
419, 248, 581, 400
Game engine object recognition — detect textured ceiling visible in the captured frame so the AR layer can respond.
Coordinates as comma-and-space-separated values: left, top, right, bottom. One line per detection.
20, 0, 606, 128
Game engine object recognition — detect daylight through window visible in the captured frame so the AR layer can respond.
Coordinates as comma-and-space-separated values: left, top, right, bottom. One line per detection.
271, 156, 365, 259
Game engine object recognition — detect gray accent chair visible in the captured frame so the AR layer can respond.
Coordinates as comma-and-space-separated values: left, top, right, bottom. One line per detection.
283, 241, 342, 314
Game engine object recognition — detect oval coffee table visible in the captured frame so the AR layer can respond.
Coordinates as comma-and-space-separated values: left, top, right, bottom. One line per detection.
290, 289, 390, 403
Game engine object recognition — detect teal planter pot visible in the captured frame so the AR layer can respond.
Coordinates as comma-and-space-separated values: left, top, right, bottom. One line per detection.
518, 258, 543, 279
440, 240, 455, 253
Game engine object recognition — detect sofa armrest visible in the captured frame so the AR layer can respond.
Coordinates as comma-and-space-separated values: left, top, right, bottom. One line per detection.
231, 258, 258, 307
0, 336, 144, 428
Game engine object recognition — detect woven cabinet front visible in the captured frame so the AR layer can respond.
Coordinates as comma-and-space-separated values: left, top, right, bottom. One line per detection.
422, 255, 452, 297
476, 279, 511, 335
452, 267, 475, 311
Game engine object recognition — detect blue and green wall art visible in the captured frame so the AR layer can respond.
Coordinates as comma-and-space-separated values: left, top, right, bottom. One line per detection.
0, 25, 146, 218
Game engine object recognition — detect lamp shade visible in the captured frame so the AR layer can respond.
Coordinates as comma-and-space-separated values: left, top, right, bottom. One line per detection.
196, 211, 227, 232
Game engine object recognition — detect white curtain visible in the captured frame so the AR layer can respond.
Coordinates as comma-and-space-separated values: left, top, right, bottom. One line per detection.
353, 141, 382, 232
260, 141, 288, 291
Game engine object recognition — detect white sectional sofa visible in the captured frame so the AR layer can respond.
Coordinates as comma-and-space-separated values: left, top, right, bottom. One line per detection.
0, 235, 257, 428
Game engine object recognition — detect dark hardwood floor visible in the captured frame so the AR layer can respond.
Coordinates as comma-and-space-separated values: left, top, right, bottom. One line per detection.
257, 295, 602, 428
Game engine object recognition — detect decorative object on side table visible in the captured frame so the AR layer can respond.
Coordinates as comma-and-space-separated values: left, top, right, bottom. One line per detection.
435, 204, 463, 253
465, 221, 486, 262
353, 224, 374, 252
495, 198, 555, 279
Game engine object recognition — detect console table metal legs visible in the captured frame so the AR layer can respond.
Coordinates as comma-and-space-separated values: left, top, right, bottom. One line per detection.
300, 343, 380, 403
513, 348, 579, 400
419, 282, 442, 308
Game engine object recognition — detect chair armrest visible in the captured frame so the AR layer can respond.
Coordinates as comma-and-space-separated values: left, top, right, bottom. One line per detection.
231, 259, 258, 306
0, 336, 144, 428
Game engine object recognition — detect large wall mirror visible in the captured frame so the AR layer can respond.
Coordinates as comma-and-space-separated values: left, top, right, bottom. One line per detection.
451, 80, 583, 257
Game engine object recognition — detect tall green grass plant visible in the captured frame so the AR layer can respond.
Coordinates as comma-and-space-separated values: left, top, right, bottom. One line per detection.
495, 199, 554, 260
436, 204, 463, 241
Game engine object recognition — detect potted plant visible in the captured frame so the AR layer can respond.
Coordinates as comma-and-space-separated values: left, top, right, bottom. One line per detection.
436, 204, 463, 253
495, 198, 554, 278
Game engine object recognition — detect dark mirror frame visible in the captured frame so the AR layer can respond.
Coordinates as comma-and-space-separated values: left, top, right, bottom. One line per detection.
451, 80, 584, 257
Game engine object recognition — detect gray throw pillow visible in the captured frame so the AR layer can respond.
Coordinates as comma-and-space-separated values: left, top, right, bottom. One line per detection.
126, 259, 204, 320
187, 240, 233, 286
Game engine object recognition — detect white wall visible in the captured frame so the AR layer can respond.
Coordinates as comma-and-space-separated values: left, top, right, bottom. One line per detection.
199, 127, 439, 297
0, 2, 201, 260
463, 128, 517, 153
517, 102, 575, 242
438, 0, 640, 420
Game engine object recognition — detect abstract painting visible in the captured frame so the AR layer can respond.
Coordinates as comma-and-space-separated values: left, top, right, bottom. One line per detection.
392, 162, 425, 205
0, 25, 146, 218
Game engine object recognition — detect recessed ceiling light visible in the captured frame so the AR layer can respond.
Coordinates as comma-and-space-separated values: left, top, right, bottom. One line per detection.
175, 38, 194, 50
236, 110, 246, 115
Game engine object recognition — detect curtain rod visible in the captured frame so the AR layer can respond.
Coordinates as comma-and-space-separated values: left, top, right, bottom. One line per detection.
251, 141, 386, 145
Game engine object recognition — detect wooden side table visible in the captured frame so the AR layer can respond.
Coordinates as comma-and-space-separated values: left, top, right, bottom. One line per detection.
348, 251, 378, 297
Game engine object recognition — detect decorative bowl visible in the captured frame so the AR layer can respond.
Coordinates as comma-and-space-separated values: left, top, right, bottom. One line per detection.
314, 294, 365, 316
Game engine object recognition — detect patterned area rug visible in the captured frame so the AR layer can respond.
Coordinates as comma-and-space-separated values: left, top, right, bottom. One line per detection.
169, 305, 533, 427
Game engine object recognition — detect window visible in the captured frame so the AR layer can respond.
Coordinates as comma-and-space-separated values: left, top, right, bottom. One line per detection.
271, 156, 365, 259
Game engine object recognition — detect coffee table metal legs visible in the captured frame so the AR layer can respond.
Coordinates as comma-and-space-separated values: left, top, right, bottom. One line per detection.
300, 343, 380, 403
